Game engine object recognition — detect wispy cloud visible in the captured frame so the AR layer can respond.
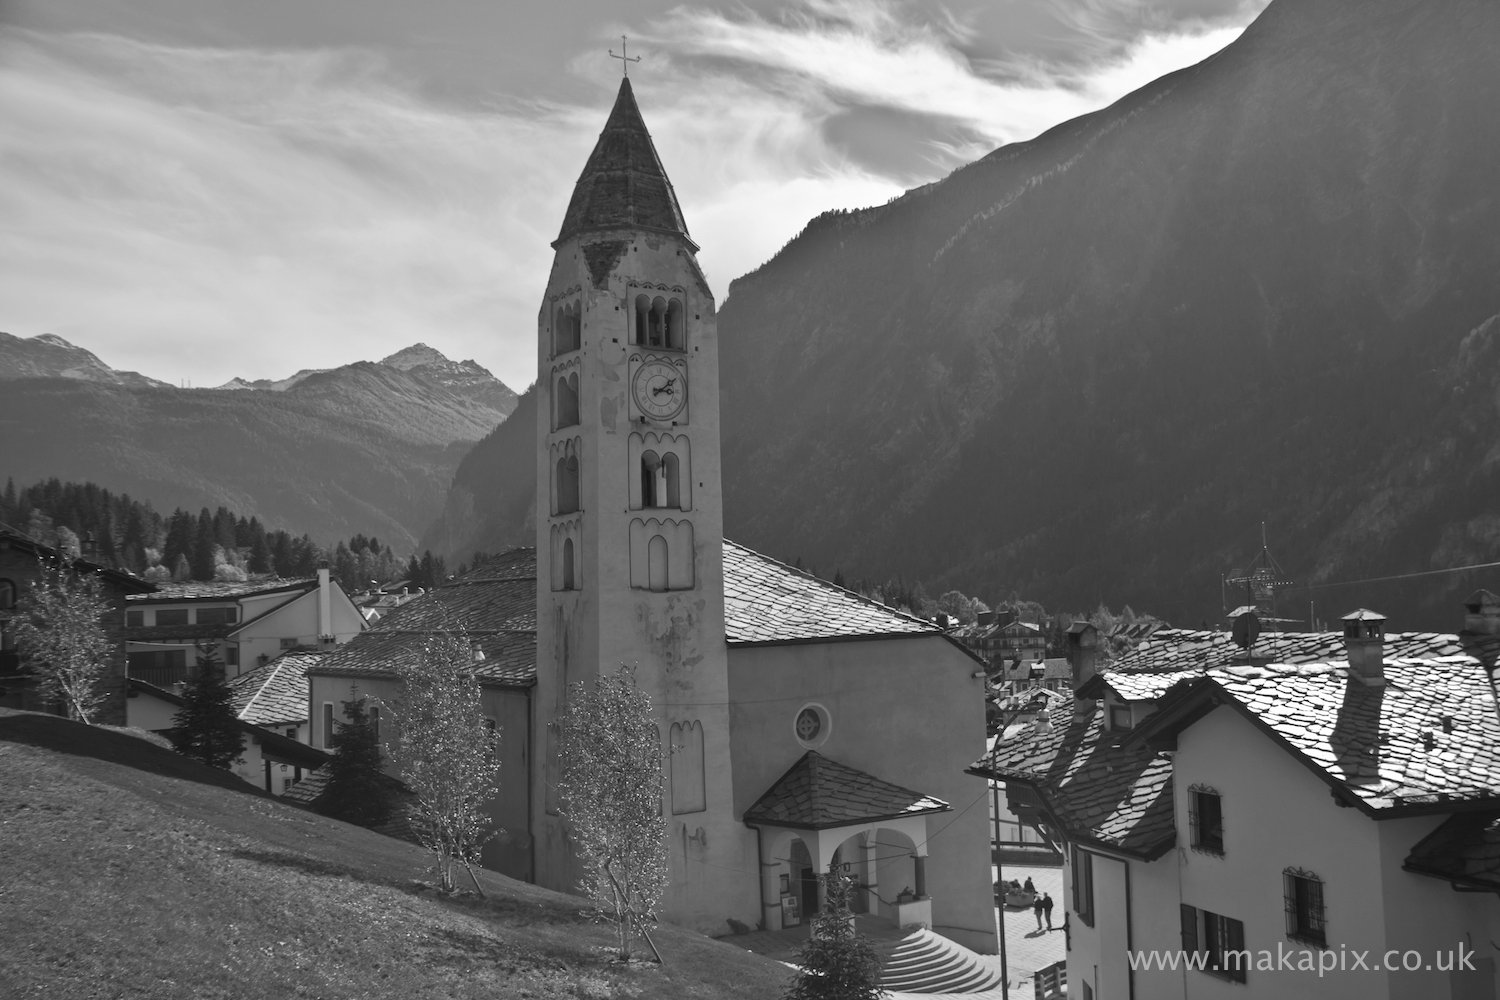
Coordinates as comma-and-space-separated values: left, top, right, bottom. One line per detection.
0, 1, 1264, 389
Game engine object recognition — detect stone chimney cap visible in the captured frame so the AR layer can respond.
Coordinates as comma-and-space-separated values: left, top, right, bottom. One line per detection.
1341, 608, 1387, 622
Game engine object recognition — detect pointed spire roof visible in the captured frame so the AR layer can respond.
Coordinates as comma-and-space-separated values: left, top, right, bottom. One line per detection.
555, 78, 694, 249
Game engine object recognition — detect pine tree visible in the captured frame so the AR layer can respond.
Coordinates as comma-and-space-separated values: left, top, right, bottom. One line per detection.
784, 861, 884, 1000
191, 509, 217, 581
168, 649, 244, 769
1, 476, 17, 526
319, 694, 392, 827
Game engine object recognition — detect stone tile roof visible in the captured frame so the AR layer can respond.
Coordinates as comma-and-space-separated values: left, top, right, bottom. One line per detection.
1191, 659, 1500, 810
556, 78, 691, 245
309, 549, 536, 688
745, 751, 950, 830
970, 705, 1176, 859
127, 578, 312, 603
722, 541, 939, 645
1404, 811, 1500, 891
231, 652, 320, 727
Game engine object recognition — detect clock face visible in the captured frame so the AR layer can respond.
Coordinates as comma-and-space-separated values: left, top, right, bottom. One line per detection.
632, 359, 687, 420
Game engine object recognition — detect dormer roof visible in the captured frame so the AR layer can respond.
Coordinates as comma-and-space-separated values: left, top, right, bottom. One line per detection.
554, 78, 693, 249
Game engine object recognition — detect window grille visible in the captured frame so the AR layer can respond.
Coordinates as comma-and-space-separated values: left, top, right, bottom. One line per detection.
1283, 868, 1326, 946
1188, 784, 1224, 855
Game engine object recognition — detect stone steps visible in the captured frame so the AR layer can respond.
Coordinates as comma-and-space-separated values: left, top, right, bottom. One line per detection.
878, 929, 1005, 995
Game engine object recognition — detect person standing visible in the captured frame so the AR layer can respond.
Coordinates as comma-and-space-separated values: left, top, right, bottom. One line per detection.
1023, 876, 1035, 895
1032, 894, 1045, 930
1042, 892, 1055, 929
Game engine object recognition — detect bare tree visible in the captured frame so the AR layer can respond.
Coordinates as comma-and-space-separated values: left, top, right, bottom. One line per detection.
556, 664, 669, 963
386, 631, 502, 894
13, 555, 113, 724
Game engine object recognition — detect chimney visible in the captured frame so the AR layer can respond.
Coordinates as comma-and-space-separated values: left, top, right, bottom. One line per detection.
1342, 609, 1386, 685
1463, 590, 1500, 635
977, 610, 997, 628
317, 560, 334, 648
1067, 621, 1099, 692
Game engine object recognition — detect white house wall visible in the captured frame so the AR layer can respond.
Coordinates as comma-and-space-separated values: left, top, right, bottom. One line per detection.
237, 587, 364, 669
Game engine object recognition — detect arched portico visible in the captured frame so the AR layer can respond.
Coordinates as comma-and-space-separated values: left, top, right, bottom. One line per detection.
744, 751, 950, 932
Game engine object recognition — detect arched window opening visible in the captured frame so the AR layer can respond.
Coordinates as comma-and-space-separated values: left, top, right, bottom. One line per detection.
556, 373, 579, 428
663, 453, 681, 509
557, 454, 580, 514
555, 305, 566, 354
648, 296, 667, 348
570, 300, 582, 352
641, 450, 661, 508
562, 538, 575, 591
634, 294, 650, 346
648, 534, 669, 592
666, 298, 685, 350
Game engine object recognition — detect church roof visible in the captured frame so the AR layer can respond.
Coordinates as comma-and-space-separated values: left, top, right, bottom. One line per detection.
555, 78, 693, 247
744, 751, 951, 830
722, 541, 941, 646
309, 548, 537, 689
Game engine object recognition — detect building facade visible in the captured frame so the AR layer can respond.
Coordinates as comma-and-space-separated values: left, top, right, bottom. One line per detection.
973, 601, 1500, 999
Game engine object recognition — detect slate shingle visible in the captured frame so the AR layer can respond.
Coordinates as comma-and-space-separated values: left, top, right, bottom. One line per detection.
744, 751, 950, 830
231, 652, 322, 727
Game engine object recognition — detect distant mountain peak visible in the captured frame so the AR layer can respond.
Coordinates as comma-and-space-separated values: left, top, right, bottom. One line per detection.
381, 343, 449, 370
0, 330, 168, 389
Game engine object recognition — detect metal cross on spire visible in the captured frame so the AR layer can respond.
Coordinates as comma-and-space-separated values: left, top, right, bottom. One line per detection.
609, 35, 641, 77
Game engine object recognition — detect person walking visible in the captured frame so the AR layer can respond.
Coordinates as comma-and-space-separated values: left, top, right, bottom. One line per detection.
1032, 894, 1045, 930
1042, 892, 1055, 930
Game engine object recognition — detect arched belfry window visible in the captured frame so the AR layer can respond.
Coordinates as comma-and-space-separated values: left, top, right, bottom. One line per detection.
662, 453, 680, 509
556, 453, 580, 514
647, 534, 669, 592
556, 372, 579, 429
666, 298, 684, 350
640, 450, 682, 510
641, 450, 660, 508
562, 538, 576, 591
555, 301, 581, 355
634, 294, 650, 346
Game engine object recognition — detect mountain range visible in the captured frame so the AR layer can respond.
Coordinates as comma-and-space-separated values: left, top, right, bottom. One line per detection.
0, 334, 517, 549
425, 0, 1500, 630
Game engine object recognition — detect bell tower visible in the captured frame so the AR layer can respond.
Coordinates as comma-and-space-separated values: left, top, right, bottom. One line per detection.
532, 77, 756, 931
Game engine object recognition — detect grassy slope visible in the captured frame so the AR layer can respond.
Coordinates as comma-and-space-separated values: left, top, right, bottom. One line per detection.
0, 710, 790, 999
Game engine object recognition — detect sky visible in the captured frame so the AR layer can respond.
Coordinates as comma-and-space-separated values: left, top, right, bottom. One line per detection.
0, 0, 1268, 391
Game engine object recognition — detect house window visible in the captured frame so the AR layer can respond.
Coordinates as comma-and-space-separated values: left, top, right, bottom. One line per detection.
126, 609, 144, 627
1182, 905, 1247, 982
224, 645, 239, 667
285, 727, 298, 740
0, 579, 14, 611
1284, 868, 1326, 946
156, 608, 189, 626
1071, 845, 1094, 927
1109, 704, 1132, 730
196, 606, 239, 625
280, 637, 298, 649
1189, 785, 1224, 855
322, 703, 334, 749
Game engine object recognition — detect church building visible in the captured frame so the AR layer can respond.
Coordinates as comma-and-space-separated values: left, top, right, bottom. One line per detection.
529, 76, 997, 952
309, 75, 996, 953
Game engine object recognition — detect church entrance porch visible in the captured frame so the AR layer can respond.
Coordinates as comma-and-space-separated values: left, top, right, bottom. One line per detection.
743, 750, 952, 935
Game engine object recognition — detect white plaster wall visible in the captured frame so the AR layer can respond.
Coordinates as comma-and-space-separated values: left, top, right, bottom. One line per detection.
728, 635, 997, 953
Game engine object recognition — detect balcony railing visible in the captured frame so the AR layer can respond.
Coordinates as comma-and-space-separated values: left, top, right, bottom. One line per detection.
130, 665, 188, 688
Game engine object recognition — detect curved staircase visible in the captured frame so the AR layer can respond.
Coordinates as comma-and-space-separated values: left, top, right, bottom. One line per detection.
878, 929, 1006, 998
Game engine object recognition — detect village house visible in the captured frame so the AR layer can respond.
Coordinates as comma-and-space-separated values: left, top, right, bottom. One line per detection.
309, 76, 998, 959
124, 670, 329, 795
971, 596, 1500, 999
123, 564, 364, 686
0, 526, 154, 724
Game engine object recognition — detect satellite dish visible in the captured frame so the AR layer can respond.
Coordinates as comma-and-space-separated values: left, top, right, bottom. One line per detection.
1231, 609, 1261, 649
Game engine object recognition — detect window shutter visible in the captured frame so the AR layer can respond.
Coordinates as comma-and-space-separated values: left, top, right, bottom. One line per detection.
1227, 917, 1247, 983
1180, 904, 1198, 954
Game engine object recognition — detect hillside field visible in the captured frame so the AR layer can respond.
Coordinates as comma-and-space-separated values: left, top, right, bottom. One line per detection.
0, 709, 791, 999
